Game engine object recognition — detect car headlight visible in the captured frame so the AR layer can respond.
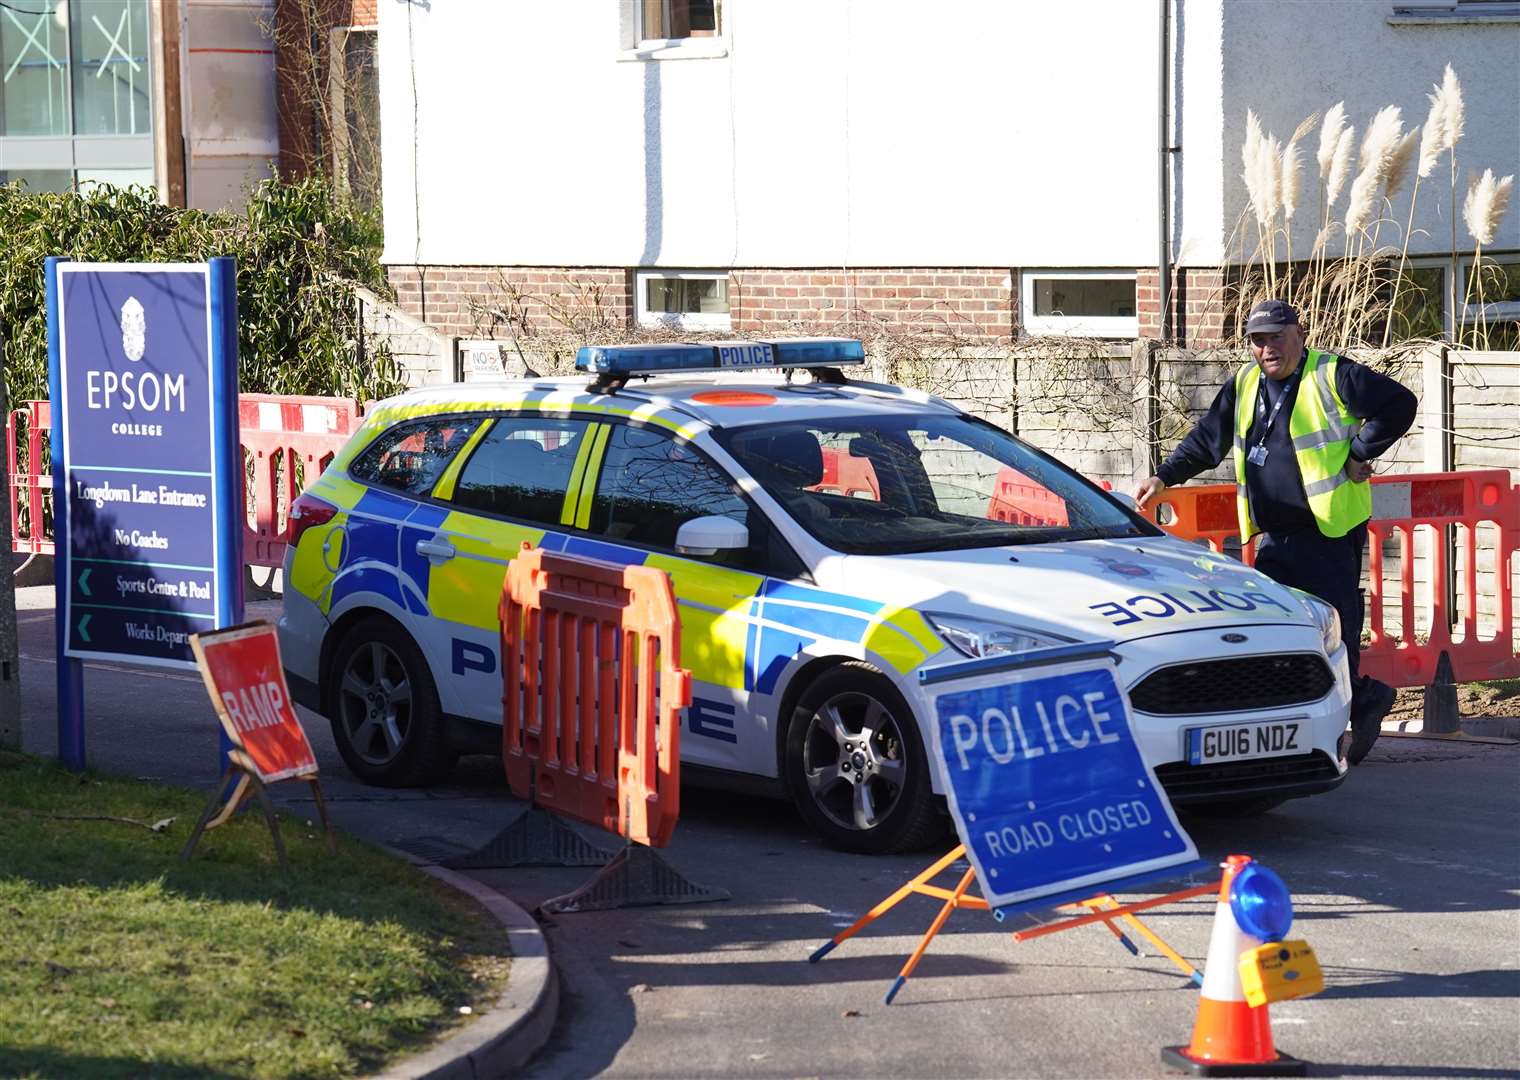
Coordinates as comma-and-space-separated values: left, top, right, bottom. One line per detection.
924, 612, 1064, 660
1289, 589, 1341, 655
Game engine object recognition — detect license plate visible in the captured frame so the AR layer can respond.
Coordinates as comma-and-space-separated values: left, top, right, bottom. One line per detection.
1187, 719, 1304, 765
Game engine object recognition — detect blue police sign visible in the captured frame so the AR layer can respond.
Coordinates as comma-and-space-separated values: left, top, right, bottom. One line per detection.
925, 642, 1198, 913
49, 259, 241, 679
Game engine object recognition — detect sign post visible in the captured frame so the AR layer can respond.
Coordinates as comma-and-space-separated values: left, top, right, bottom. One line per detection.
47, 257, 243, 770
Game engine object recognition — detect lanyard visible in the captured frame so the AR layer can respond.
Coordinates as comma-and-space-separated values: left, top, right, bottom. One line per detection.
1253, 371, 1298, 450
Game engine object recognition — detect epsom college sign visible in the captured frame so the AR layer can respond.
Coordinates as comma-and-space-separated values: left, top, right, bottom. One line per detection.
47, 258, 242, 767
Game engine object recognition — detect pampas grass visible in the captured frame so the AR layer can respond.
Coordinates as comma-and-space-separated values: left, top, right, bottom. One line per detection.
1461, 169, 1515, 346
1233, 67, 1502, 352
1462, 169, 1514, 247
1326, 127, 1355, 207
1384, 131, 1418, 201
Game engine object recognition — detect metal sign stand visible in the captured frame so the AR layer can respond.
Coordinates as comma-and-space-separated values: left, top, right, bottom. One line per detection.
809, 843, 1214, 1004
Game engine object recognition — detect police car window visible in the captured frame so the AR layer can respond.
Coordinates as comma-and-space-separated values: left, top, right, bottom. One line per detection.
450, 419, 587, 526
587, 426, 751, 561
718, 416, 1152, 555
350, 417, 481, 496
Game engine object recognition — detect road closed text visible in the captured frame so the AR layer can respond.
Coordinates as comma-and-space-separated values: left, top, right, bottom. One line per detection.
984, 799, 1155, 858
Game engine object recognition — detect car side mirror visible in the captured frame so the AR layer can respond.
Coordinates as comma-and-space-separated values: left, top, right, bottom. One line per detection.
1108, 490, 1139, 511
675, 515, 749, 557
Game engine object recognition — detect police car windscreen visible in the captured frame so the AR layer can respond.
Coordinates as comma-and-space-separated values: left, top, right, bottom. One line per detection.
717, 415, 1154, 555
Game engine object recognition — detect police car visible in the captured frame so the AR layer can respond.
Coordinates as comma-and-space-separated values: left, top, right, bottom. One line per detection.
277, 339, 1352, 854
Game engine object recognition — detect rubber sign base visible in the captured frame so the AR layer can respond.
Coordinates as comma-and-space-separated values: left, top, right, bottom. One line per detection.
180, 760, 336, 872
444, 805, 613, 870
539, 841, 731, 915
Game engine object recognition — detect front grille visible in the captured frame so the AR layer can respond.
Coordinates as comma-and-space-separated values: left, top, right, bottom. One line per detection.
1129, 654, 1334, 715
1155, 751, 1342, 804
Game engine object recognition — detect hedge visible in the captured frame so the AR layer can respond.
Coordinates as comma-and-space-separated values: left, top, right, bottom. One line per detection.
0, 177, 406, 410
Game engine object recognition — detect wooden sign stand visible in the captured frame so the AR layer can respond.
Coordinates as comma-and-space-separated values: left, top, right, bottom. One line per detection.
181, 621, 335, 870
809, 842, 1217, 1004
181, 749, 335, 871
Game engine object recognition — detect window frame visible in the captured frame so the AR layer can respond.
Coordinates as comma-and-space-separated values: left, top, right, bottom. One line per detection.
618, 0, 728, 61
0, 0, 156, 189
446, 415, 596, 529
1403, 254, 1520, 341
1388, 2, 1520, 25
582, 420, 792, 574
634, 269, 733, 331
1019, 269, 1139, 339
347, 414, 483, 498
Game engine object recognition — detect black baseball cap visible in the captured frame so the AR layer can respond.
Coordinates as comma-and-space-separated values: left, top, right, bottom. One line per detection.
1245, 299, 1299, 335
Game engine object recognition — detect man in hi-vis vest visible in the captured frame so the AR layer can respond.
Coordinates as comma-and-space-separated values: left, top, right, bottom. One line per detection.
1135, 299, 1417, 765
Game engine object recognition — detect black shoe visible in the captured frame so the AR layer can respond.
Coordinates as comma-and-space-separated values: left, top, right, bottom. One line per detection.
1347, 679, 1396, 765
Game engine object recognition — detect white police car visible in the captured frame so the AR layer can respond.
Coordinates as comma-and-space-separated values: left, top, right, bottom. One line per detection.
277, 339, 1352, 854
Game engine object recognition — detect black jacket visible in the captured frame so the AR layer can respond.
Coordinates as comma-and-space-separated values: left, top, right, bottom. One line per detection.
1155, 352, 1417, 535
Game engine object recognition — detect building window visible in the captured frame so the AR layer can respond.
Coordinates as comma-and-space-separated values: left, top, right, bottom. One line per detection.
635, 270, 731, 331
620, 0, 727, 60
1389, 258, 1519, 348
0, 0, 154, 192
640, 0, 719, 41
1461, 258, 1520, 349
1389, 1, 1520, 23
1020, 271, 1138, 338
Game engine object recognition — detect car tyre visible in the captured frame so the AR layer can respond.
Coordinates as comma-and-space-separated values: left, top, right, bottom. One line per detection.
327, 616, 456, 786
784, 662, 944, 855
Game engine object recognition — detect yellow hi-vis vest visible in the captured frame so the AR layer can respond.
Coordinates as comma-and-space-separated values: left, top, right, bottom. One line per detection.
1231, 349, 1371, 540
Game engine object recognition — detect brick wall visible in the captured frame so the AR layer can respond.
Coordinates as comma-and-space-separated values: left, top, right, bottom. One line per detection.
386, 263, 1238, 346
387, 266, 1015, 341
1137, 267, 1228, 347
731, 268, 1015, 341
388, 266, 632, 337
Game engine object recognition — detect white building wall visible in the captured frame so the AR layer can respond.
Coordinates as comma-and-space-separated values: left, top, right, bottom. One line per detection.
379, 0, 1165, 269
1173, 0, 1226, 267
1219, 1, 1520, 261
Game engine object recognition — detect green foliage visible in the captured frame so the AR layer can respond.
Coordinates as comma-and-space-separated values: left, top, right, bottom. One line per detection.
0, 178, 406, 410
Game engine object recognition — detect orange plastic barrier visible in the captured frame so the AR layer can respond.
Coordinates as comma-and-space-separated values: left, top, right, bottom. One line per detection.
8, 394, 362, 566
813, 447, 880, 499
986, 466, 1070, 527
499, 545, 693, 848
1145, 471, 1520, 688
6, 400, 53, 555
238, 395, 362, 568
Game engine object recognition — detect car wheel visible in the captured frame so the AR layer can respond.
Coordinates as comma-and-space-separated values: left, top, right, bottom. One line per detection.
328, 617, 455, 786
784, 662, 943, 855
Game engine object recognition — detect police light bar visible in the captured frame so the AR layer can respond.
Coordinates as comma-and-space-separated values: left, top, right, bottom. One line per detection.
575, 338, 866, 375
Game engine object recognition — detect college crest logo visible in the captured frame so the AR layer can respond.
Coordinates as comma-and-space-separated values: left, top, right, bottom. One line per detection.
121, 297, 146, 362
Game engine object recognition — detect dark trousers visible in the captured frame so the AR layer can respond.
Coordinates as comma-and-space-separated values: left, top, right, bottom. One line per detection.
1253, 521, 1372, 696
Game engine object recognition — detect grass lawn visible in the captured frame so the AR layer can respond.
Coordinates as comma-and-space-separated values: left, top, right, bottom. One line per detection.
0, 749, 510, 1080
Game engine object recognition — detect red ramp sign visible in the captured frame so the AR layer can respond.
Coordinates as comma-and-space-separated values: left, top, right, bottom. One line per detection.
191, 621, 316, 782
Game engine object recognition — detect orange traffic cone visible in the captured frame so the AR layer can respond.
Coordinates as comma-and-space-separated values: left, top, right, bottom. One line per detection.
1161, 855, 1307, 1077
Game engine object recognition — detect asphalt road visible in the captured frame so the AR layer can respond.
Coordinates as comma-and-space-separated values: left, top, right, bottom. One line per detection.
11, 587, 1520, 1079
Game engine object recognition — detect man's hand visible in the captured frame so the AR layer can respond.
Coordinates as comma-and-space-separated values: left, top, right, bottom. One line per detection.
1134, 476, 1167, 510
1344, 457, 1374, 483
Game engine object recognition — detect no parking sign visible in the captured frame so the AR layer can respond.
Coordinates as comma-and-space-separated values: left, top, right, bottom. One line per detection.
925, 642, 1198, 913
